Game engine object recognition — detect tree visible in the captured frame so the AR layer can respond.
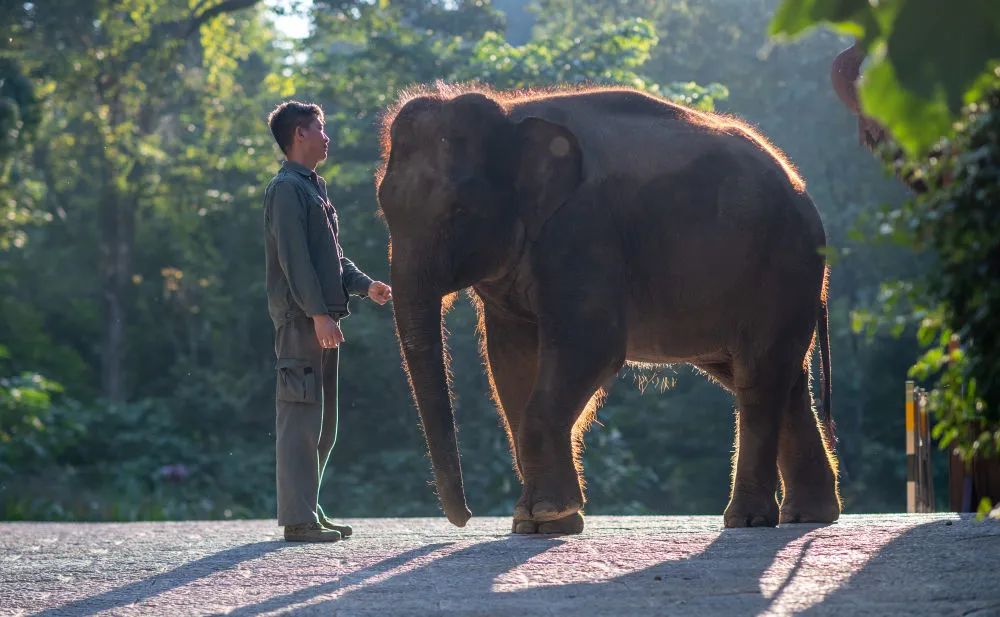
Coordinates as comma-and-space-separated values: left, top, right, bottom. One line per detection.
4, 0, 260, 403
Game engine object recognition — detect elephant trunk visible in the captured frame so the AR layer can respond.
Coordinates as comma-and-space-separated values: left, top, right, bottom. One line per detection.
392, 286, 472, 527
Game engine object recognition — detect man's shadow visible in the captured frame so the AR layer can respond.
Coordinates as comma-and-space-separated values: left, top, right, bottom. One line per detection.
33, 539, 447, 617
31, 540, 287, 617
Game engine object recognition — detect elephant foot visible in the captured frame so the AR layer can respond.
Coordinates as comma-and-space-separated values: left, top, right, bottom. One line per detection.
724, 490, 779, 528
779, 497, 840, 525
514, 482, 583, 523
512, 512, 585, 535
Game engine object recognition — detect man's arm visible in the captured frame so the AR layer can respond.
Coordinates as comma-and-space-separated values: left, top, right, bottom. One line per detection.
266, 181, 328, 317
341, 256, 375, 297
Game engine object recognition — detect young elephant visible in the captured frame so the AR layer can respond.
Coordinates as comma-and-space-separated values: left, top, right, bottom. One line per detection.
376, 85, 840, 533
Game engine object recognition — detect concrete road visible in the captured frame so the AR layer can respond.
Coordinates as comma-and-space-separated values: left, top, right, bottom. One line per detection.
1, 514, 998, 616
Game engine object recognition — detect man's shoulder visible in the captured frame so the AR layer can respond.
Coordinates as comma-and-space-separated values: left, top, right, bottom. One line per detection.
267, 168, 299, 187
265, 172, 310, 198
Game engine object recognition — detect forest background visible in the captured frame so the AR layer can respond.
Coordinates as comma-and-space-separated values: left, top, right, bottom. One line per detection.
2, 0, 993, 520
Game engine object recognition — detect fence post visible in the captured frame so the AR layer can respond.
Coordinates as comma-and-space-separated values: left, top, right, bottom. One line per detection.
916, 386, 935, 512
906, 380, 916, 513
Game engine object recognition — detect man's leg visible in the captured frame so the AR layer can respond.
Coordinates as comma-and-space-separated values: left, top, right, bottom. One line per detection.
317, 347, 339, 478
274, 317, 341, 541
316, 347, 353, 537
275, 398, 320, 526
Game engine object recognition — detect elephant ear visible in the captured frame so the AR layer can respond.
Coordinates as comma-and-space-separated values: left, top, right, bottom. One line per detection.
513, 117, 583, 240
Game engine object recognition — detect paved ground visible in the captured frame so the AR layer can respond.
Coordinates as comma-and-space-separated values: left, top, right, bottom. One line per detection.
1, 514, 998, 616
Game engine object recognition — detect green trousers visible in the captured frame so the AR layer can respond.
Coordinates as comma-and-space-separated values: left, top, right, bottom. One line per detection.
273, 316, 339, 526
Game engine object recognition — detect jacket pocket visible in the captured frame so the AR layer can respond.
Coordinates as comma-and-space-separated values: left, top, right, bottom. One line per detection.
275, 358, 318, 404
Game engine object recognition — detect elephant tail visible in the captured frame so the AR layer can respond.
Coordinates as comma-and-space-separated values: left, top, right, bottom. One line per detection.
817, 272, 836, 446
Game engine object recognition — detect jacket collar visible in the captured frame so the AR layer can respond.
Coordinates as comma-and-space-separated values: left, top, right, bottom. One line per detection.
281, 160, 316, 179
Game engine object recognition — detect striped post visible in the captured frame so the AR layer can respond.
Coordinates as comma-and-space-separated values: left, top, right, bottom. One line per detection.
916, 386, 936, 512
906, 380, 917, 513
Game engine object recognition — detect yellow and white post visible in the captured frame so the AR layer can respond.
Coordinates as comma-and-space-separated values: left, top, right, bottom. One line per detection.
916, 387, 935, 511
906, 380, 917, 513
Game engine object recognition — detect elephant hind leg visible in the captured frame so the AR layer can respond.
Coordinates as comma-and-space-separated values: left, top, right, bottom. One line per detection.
777, 369, 841, 524
723, 359, 794, 528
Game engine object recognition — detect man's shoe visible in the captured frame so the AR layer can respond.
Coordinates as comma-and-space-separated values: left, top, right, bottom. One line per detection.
317, 505, 353, 537
283, 521, 342, 542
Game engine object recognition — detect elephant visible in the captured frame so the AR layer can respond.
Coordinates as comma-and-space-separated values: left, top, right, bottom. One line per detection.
831, 42, 931, 193
831, 41, 887, 151
375, 85, 841, 534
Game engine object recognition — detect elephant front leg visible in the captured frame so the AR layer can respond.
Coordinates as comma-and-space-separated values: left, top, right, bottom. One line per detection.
513, 511, 586, 534
514, 328, 625, 533
481, 310, 542, 533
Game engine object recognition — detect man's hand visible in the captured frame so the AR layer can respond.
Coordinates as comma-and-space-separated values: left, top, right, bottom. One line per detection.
368, 281, 392, 305
313, 314, 345, 349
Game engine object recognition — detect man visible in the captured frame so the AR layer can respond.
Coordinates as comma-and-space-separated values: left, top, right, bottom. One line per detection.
263, 101, 392, 542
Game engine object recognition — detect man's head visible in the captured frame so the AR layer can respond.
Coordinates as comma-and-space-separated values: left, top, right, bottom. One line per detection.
267, 101, 329, 168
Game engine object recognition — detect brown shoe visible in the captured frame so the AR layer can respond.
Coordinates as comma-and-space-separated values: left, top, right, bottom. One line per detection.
317, 505, 353, 537
284, 521, 342, 542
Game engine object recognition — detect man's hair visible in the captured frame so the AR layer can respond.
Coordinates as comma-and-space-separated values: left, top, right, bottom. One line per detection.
267, 101, 324, 155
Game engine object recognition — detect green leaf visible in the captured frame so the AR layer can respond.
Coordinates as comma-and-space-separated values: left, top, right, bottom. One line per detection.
769, 0, 874, 38
976, 497, 994, 520
887, 0, 1000, 113
859, 55, 954, 154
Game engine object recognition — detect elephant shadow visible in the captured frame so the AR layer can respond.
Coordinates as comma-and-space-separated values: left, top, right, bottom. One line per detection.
228, 524, 822, 616
227, 519, 998, 615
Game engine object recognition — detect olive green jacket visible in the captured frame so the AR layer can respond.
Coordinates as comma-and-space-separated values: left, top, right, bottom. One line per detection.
263, 160, 373, 326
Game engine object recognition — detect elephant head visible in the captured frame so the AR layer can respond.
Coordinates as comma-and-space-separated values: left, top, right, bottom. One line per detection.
831, 41, 886, 149
375, 91, 583, 526
832, 43, 937, 192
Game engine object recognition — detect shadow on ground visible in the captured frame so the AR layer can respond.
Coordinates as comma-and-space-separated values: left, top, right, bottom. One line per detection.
37, 519, 1000, 616
34, 540, 450, 617
32, 541, 287, 617
225, 520, 998, 615
229, 525, 819, 615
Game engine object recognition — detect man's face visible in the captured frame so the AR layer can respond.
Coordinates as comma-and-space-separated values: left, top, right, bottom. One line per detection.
295, 117, 330, 165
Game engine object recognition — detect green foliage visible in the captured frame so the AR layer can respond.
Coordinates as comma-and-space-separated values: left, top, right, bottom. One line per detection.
769, 0, 874, 39
771, 0, 1000, 154
0, 58, 45, 251
459, 19, 727, 108
1, 396, 274, 521
896, 89, 1000, 463
849, 84, 1000, 498
0, 370, 80, 479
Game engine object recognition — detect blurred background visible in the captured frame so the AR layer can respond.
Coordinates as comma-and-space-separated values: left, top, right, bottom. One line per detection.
1, 0, 996, 521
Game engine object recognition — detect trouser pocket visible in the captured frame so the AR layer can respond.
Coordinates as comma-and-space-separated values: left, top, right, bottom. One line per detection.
275, 358, 318, 403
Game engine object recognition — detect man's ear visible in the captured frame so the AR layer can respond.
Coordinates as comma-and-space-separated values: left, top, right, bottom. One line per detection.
513, 117, 583, 240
